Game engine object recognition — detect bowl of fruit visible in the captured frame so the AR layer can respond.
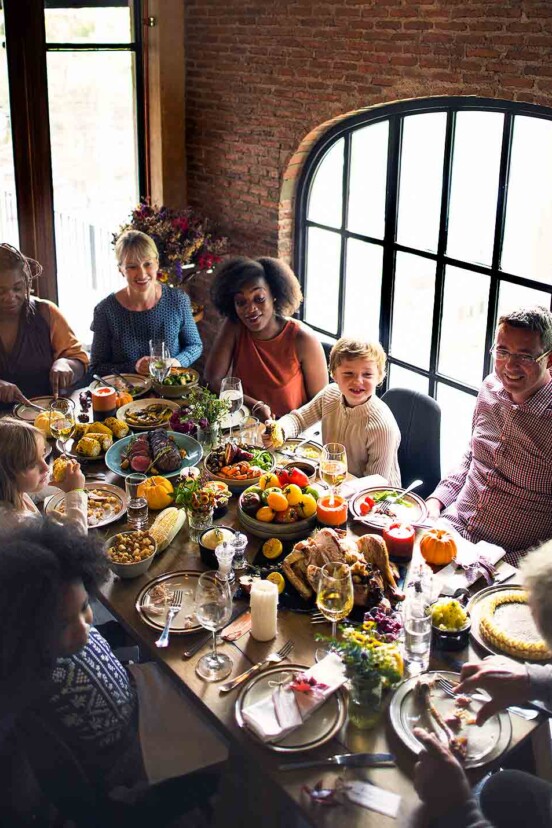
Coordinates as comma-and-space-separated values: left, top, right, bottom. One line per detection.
238, 465, 320, 540
204, 441, 275, 491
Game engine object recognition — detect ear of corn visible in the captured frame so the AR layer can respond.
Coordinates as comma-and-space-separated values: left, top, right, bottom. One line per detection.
86, 432, 113, 452
149, 507, 186, 552
267, 421, 284, 448
104, 417, 130, 439
75, 436, 101, 457
52, 455, 69, 483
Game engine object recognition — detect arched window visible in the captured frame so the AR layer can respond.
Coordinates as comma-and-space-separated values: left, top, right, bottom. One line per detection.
295, 97, 552, 471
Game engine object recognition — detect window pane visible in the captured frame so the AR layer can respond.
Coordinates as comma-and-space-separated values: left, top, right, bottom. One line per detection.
397, 112, 447, 253
437, 383, 477, 476
501, 116, 552, 285
45, 6, 132, 44
391, 252, 436, 369
347, 121, 388, 239
438, 265, 489, 387
48, 50, 139, 343
304, 227, 341, 334
307, 139, 344, 229
342, 239, 382, 339
497, 281, 551, 323
0, 10, 19, 247
388, 364, 429, 395
447, 111, 504, 267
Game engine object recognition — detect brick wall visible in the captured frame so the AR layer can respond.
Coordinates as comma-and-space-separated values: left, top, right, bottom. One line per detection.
184, 0, 552, 355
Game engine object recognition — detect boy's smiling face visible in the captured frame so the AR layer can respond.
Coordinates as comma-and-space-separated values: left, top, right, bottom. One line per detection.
332, 357, 383, 407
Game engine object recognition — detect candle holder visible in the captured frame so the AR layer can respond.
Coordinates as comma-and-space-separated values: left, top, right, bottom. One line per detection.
382, 522, 415, 561
316, 494, 348, 528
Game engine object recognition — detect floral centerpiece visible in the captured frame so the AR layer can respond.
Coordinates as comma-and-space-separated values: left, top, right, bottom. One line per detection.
169, 387, 230, 436
173, 468, 219, 543
114, 199, 227, 288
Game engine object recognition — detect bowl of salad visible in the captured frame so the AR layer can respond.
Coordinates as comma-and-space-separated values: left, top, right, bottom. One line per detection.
204, 441, 275, 491
153, 367, 199, 398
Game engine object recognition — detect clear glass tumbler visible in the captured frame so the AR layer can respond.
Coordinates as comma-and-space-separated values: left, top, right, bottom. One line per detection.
125, 473, 149, 529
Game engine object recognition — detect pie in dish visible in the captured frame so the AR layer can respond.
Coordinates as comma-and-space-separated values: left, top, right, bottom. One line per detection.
479, 590, 551, 661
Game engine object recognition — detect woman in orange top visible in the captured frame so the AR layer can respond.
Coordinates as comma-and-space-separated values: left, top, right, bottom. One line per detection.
205, 257, 328, 420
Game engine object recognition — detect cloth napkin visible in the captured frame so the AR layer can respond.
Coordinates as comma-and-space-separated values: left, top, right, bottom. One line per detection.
340, 474, 389, 498
433, 528, 509, 596
242, 653, 346, 743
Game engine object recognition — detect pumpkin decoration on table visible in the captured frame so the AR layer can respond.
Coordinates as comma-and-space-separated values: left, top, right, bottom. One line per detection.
116, 391, 133, 408
136, 476, 174, 510
420, 527, 457, 567
34, 410, 63, 439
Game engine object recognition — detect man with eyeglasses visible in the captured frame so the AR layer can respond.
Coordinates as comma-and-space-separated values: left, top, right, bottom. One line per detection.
426, 305, 552, 558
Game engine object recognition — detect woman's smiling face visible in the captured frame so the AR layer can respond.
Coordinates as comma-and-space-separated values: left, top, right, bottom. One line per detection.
119, 255, 159, 295
233, 276, 276, 333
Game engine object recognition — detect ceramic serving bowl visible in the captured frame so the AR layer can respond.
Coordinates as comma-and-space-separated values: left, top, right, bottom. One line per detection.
430, 600, 472, 651
152, 367, 199, 398
198, 525, 237, 568
282, 458, 317, 484
105, 530, 157, 579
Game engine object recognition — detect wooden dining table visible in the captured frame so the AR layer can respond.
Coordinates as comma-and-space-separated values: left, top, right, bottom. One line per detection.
87, 452, 545, 828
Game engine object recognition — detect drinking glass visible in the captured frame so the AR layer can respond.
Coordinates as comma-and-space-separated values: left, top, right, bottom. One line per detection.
219, 376, 243, 441
195, 571, 233, 681
403, 594, 432, 676
319, 442, 348, 502
125, 473, 149, 529
239, 416, 261, 446
49, 398, 76, 448
149, 340, 171, 383
314, 561, 354, 661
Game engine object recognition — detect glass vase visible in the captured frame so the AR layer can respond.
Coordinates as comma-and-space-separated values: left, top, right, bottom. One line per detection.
196, 422, 221, 453
348, 675, 383, 730
187, 507, 214, 543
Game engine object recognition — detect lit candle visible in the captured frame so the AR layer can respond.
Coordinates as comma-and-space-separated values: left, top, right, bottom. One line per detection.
316, 494, 348, 527
250, 580, 278, 641
382, 522, 415, 560
91, 386, 117, 421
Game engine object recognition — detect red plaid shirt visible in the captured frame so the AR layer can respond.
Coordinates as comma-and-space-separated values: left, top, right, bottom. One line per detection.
432, 373, 552, 554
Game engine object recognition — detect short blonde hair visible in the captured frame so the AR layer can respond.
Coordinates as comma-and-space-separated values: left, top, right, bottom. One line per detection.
0, 419, 44, 509
115, 230, 158, 267
520, 539, 552, 648
329, 338, 387, 380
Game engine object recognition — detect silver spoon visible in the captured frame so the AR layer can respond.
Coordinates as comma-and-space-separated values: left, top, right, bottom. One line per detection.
92, 374, 119, 393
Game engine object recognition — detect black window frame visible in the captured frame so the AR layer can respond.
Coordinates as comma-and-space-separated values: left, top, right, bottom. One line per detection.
294, 96, 552, 401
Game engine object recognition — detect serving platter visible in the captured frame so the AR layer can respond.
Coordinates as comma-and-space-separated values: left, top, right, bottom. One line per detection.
12, 396, 55, 422
117, 398, 181, 430
349, 485, 427, 530
104, 431, 202, 479
235, 662, 347, 753
45, 482, 127, 529
135, 571, 203, 634
55, 435, 118, 463
89, 373, 152, 398
468, 584, 551, 663
274, 438, 323, 465
389, 671, 512, 769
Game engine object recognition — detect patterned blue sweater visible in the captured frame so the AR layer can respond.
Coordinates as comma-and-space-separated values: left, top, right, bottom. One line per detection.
90, 285, 202, 375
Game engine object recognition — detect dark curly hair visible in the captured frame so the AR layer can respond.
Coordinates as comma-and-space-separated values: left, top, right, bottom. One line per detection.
0, 517, 110, 693
210, 256, 303, 322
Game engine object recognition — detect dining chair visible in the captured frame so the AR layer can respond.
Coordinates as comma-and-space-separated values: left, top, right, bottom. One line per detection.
381, 387, 442, 499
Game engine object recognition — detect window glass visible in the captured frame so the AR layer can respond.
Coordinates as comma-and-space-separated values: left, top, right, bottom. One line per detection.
501, 116, 552, 286
388, 364, 429, 395
447, 111, 504, 267
347, 121, 388, 239
342, 239, 382, 340
397, 112, 447, 253
391, 252, 435, 369
45, 6, 132, 44
437, 383, 477, 476
306, 139, 344, 230
304, 227, 341, 335
0, 10, 19, 247
439, 265, 489, 387
496, 281, 551, 324
47, 49, 139, 343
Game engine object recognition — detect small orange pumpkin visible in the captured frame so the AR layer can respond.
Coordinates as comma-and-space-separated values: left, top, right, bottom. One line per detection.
420, 528, 457, 566
137, 476, 174, 510
116, 391, 133, 407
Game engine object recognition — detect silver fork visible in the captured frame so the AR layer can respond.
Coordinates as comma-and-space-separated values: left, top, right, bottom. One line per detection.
219, 639, 294, 694
438, 677, 536, 720
155, 589, 184, 649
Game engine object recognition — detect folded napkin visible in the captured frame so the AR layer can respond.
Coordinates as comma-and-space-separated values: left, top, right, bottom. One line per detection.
242, 653, 346, 743
433, 529, 508, 596
341, 475, 389, 498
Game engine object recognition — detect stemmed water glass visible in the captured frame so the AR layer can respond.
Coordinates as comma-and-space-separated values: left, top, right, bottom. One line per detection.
194, 571, 234, 681
319, 442, 348, 502
49, 398, 76, 449
149, 340, 172, 383
219, 376, 243, 441
314, 561, 354, 662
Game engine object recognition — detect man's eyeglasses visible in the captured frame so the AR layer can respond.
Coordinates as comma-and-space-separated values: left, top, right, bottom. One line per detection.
490, 344, 552, 366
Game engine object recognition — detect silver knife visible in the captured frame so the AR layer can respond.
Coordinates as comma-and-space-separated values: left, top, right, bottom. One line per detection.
278, 752, 395, 771
182, 605, 249, 659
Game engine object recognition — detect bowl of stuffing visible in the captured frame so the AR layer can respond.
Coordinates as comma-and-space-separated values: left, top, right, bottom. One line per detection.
105, 530, 157, 579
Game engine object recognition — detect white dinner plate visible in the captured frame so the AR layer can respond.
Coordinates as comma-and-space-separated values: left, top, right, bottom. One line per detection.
44, 482, 127, 529
89, 374, 152, 398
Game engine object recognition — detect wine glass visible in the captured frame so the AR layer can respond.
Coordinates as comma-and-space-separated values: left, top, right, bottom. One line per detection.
314, 561, 354, 662
149, 340, 171, 383
219, 376, 243, 441
49, 398, 76, 449
319, 442, 347, 503
194, 572, 233, 681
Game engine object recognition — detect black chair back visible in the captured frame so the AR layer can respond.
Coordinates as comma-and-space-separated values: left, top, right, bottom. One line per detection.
381, 387, 441, 499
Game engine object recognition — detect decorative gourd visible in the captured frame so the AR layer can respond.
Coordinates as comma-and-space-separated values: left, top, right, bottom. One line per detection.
136, 476, 174, 510
116, 391, 133, 407
150, 507, 186, 551
420, 527, 457, 566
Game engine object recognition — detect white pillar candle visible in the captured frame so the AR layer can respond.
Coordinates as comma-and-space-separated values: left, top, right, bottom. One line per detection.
250, 580, 278, 642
